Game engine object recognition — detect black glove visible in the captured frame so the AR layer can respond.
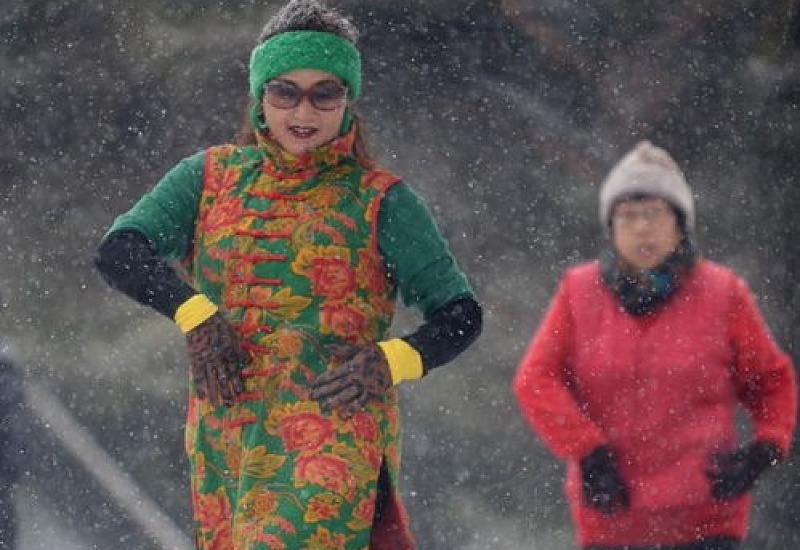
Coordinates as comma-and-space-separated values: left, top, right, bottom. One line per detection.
580, 445, 630, 515
310, 343, 391, 419
707, 440, 782, 500
185, 312, 248, 406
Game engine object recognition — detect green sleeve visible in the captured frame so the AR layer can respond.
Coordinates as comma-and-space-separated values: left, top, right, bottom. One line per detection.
107, 150, 205, 261
378, 182, 474, 317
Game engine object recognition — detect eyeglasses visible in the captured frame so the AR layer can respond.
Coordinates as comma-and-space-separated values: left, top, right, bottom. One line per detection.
612, 206, 674, 226
264, 80, 348, 111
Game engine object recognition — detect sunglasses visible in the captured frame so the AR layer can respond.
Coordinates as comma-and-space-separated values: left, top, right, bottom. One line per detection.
264, 80, 348, 111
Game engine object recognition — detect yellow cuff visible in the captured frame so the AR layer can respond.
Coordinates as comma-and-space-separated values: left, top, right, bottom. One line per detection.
377, 339, 423, 385
174, 294, 219, 333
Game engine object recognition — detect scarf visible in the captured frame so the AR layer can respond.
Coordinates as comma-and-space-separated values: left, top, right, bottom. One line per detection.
600, 238, 699, 316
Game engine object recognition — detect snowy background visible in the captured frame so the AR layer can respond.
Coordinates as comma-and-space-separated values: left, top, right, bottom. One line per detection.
2, 1, 799, 548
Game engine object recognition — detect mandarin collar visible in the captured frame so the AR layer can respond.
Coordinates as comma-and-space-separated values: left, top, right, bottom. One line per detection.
256, 129, 357, 178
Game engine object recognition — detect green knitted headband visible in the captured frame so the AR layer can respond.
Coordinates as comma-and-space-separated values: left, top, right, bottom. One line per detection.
249, 30, 362, 102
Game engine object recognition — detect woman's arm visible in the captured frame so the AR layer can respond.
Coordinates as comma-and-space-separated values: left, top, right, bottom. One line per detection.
95, 229, 196, 319
728, 275, 797, 456
377, 182, 482, 376
402, 296, 482, 374
95, 150, 248, 405
95, 150, 206, 318
512, 277, 607, 460
310, 183, 481, 415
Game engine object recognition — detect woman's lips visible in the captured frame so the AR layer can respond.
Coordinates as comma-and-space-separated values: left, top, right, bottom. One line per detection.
289, 126, 318, 139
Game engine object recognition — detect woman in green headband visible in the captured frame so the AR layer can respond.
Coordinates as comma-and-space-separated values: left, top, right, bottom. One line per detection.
95, 1, 482, 549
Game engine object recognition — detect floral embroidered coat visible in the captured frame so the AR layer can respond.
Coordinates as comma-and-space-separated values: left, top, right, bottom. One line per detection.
108, 130, 474, 549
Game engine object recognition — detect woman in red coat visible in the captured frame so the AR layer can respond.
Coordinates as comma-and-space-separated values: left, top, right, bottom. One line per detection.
513, 141, 797, 550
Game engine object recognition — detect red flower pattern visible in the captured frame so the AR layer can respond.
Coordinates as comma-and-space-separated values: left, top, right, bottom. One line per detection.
296, 453, 356, 501
199, 196, 244, 233
319, 302, 368, 341
306, 257, 356, 299
278, 412, 335, 453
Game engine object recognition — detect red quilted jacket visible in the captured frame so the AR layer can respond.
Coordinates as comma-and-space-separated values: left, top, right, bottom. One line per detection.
513, 260, 796, 547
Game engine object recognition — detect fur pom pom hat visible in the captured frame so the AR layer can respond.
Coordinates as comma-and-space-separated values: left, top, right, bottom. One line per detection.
599, 140, 695, 232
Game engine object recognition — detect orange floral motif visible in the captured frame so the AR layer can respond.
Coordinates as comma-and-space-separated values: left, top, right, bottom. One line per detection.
249, 490, 279, 517
248, 286, 279, 306
306, 525, 353, 550
199, 196, 244, 234
235, 520, 288, 550
208, 162, 242, 194
347, 410, 379, 442
347, 490, 376, 531
223, 431, 243, 475
307, 185, 348, 210
357, 249, 390, 296
223, 284, 250, 306
195, 488, 232, 530
319, 301, 368, 341
276, 330, 305, 357
203, 146, 236, 190
277, 411, 336, 453
203, 524, 234, 550
295, 453, 356, 501
304, 492, 344, 523
228, 260, 250, 281
273, 516, 297, 535
238, 307, 263, 337
361, 445, 382, 471
306, 257, 357, 300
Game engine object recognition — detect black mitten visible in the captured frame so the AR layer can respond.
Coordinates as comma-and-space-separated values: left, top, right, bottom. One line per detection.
580, 445, 630, 515
707, 440, 782, 499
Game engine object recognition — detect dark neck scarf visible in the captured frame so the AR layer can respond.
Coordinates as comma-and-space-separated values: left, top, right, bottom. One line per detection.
600, 238, 699, 316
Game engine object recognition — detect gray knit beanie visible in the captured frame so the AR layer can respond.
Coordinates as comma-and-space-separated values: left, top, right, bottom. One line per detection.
599, 140, 694, 232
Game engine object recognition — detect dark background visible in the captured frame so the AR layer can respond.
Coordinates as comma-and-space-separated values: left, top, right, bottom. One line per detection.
1, 1, 799, 548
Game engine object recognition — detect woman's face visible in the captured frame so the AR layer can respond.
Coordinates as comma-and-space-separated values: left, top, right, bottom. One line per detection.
610, 197, 683, 271
262, 68, 348, 155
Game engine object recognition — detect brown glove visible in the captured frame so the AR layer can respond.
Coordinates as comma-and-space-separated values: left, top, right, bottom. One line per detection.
310, 343, 391, 418
185, 312, 248, 406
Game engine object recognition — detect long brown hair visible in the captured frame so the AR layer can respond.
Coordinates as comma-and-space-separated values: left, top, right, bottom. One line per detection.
234, 0, 373, 164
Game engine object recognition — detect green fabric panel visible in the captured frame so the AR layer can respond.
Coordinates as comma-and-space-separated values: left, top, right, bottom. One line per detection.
377, 183, 474, 317
106, 151, 205, 261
